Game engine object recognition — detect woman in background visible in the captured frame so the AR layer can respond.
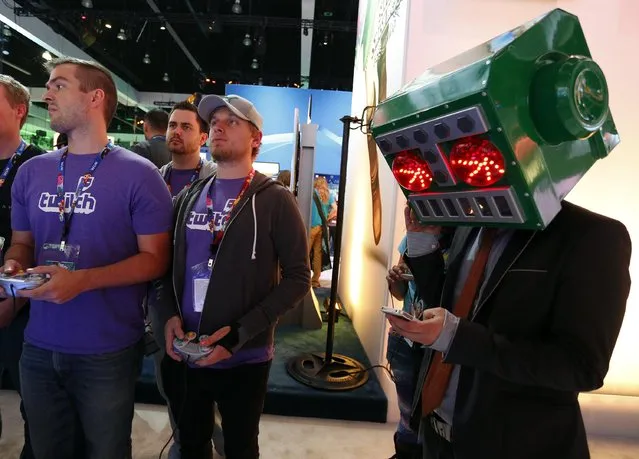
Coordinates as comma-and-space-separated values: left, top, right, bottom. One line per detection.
309, 176, 336, 288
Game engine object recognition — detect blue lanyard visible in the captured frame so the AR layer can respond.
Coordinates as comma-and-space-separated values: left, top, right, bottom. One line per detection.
56, 142, 113, 248
0, 139, 27, 188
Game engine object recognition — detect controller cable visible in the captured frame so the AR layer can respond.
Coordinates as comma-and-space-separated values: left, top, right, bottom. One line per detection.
158, 355, 189, 459
345, 293, 425, 383
10, 284, 17, 320
338, 295, 405, 384
154, 306, 401, 457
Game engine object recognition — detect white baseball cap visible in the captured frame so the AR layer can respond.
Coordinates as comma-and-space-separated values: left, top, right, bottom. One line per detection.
197, 94, 263, 131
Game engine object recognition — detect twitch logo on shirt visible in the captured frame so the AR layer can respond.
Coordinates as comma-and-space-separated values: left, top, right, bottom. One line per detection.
38, 176, 97, 215
187, 198, 235, 232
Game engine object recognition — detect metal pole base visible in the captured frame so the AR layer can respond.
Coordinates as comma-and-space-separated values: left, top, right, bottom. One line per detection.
286, 352, 369, 391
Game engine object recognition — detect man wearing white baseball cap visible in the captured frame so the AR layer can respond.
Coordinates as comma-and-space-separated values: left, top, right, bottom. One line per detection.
154, 93, 310, 458
198, 94, 264, 131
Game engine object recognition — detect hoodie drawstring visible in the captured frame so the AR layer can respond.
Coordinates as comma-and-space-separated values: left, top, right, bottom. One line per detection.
251, 194, 257, 260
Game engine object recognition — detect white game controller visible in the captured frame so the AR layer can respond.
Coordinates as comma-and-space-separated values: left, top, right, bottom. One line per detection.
173, 333, 213, 362
0, 272, 48, 293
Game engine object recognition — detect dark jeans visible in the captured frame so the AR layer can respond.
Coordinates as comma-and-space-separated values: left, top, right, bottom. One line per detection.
162, 356, 271, 459
0, 305, 35, 459
19, 340, 143, 459
387, 333, 423, 456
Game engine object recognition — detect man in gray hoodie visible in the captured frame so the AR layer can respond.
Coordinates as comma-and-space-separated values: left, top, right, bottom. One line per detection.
150, 101, 220, 458
153, 94, 310, 459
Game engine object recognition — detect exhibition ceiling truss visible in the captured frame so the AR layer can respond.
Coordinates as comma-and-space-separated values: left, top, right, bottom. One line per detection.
3, 0, 359, 94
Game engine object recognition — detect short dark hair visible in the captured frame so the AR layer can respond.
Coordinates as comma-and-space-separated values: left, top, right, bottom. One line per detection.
169, 101, 208, 133
45, 57, 118, 126
143, 109, 169, 132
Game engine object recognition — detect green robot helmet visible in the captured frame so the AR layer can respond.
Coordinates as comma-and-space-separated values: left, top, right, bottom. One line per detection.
371, 8, 618, 230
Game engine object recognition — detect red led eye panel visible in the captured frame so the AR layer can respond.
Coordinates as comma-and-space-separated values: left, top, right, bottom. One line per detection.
450, 137, 506, 187
391, 150, 433, 192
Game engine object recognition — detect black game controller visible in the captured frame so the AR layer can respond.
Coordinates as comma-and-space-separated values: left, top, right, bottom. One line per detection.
173, 333, 213, 362
0, 272, 48, 293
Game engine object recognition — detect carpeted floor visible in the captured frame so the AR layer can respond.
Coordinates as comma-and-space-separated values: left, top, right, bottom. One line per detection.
135, 313, 388, 423
0, 391, 396, 459
1, 391, 639, 459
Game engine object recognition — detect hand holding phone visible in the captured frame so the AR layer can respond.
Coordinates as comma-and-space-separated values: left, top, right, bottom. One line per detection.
400, 272, 414, 281
381, 306, 417, 321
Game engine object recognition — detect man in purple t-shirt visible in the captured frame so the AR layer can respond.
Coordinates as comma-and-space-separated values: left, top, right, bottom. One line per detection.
153, 95, 310, 458
1, 57, 172, 459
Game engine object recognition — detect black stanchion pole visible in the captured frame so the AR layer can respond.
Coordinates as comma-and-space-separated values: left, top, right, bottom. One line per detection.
286, 115, 369, 391
324, 115, 356, 361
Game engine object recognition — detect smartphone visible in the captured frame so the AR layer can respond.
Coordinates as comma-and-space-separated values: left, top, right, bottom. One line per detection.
381, 306, 416, 321
400, 272, 414, 281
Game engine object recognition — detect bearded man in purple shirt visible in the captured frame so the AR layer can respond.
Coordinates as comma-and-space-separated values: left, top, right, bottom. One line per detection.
0, 57, 173, 459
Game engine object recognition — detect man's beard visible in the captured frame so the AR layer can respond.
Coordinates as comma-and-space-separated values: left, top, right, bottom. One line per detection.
50, 108, 85, 135
168, 144, 186, 155
211, 148, 235, 163
168, 139, 191, 156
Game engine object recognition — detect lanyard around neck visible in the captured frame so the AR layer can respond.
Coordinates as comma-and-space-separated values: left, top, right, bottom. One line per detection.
205, 169, 255, 266
0, 139, 27, 188
57, 142, 113, 248
164, 158, 203, 195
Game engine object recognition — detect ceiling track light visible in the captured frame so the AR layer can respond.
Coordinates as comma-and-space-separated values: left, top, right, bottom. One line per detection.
117, 28, 127, 40
251, 58, 259, 70
42, 51, 53, 61
232, 0, 242, 14
162, 72, 170, 82
81, 0, 93, 8
243, 33, 252, 47
143, 53, 151, 64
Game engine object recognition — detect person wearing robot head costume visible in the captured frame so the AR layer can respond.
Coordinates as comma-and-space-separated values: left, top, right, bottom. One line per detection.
375, 9, 631, 459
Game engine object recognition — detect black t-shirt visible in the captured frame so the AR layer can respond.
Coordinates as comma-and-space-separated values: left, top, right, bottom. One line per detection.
0, 144, 45, 257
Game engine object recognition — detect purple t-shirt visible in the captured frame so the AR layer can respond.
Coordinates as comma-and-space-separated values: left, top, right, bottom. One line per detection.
11, 147, 173, 354
166, 168, 198, 198
182, 176, 272, 369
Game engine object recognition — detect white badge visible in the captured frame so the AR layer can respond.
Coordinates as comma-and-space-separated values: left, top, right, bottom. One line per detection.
193, 278, 210, 313
40, 242, 81, 271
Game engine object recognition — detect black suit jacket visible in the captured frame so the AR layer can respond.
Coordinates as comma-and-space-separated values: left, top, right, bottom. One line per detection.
407, 201, 632, 459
